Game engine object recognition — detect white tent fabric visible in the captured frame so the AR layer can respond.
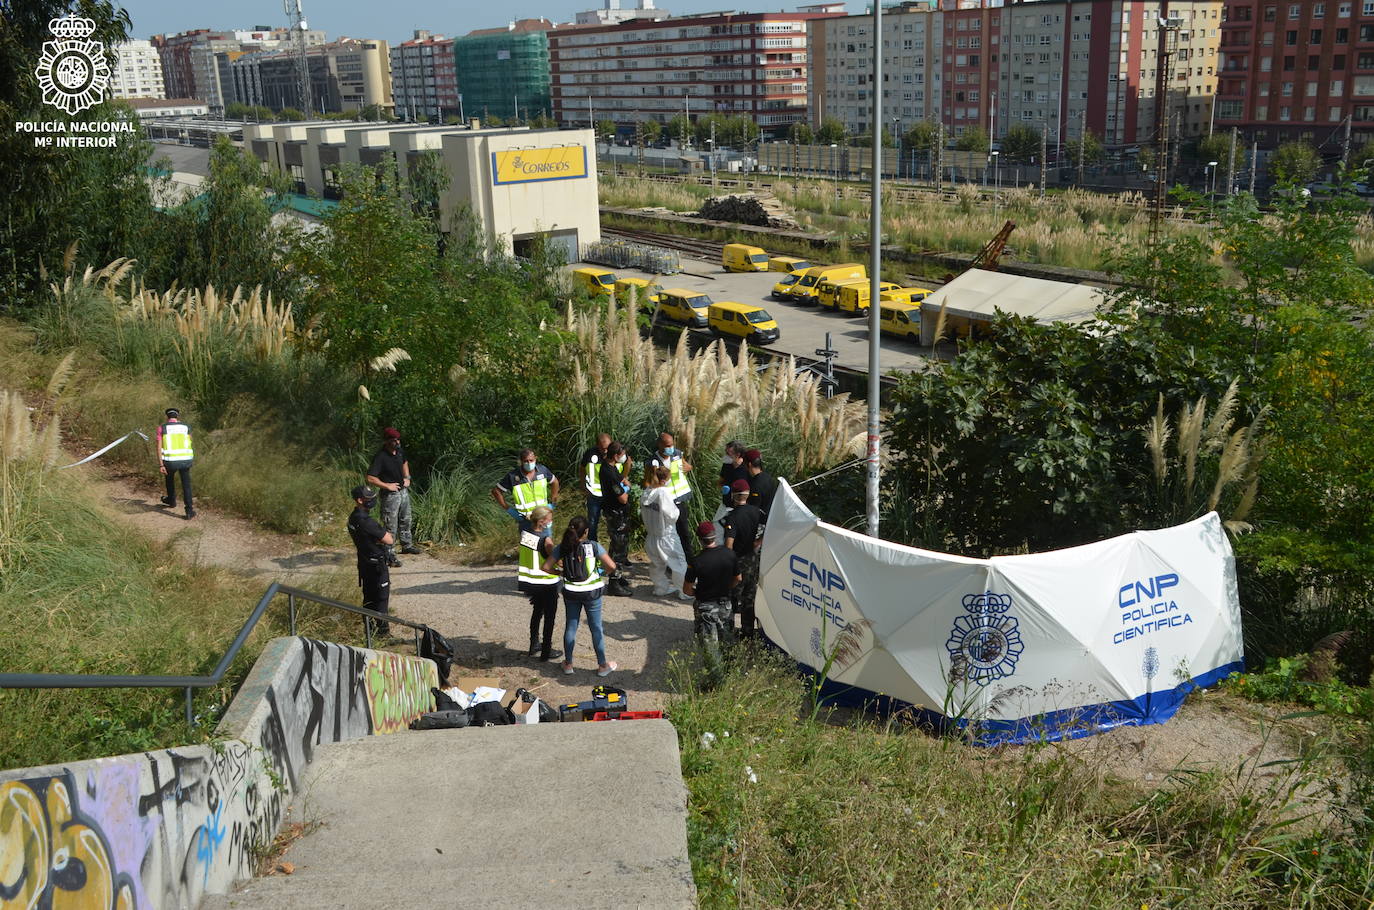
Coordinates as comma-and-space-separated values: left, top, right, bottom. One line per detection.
918, 270, 1106, 345
758, 480, 1244, 745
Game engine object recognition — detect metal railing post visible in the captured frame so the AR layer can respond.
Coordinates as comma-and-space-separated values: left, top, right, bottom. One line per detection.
185, 687, 195, 727
364, 617, 373, 650
288, 593, 297, 635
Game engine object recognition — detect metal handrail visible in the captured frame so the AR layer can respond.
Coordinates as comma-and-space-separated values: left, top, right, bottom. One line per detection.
0, 582, 430, 727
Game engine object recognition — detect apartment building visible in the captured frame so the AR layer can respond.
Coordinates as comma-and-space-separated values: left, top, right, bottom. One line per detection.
1214, 0, 1374, 148
109, 39, 166, 100
548, 5, 846, 137
810, 0, 1219, 149
228, 38, 392, 115
454, 20, 557, 122
391, 31, 460, 121
152, 27, 327, 113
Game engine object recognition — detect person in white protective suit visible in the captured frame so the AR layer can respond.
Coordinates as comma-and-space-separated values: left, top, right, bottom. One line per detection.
640, 465, 689, 598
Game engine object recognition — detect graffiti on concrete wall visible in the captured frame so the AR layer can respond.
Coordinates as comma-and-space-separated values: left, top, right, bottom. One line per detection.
0, 638, 436, 910
363, 651, 436, 735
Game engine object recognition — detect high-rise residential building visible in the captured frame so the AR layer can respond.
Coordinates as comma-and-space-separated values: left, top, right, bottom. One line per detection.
811, 0, 1220, 149
151, 27, 326, 113
548, 5, 846, 138
390, 30, 460, 121
454, 20, 557, 122
228, 38, 393, 115
108, 39, 166, 99
1214, 0, 1374, 149
575, 0, 669, 26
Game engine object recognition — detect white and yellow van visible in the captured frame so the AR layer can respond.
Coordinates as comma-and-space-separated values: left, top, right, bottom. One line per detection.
836, 280, 901, 315
708, 301, 780, 345
572, 266, 616, 297
651, 288, 713, 327
722, 243, 770, 272
878, 300, 921, 341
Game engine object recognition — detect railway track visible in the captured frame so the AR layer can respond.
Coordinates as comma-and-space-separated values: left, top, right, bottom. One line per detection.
601, 226, 725, 263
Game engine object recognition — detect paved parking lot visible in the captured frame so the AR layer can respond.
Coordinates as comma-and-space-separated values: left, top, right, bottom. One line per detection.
581, 255, 937, 375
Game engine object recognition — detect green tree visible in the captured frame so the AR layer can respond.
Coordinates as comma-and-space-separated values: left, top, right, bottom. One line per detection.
595, 118, 616, 141
225, 102, 249, 119
1001, 123, 1041, 163
816, 118, 847, 144
1269, 141, 1321, 185
1065, 129, 1105, 167
640, 119, 662, 145
278, 106, 306, 121
955, 126, 989, 153
667, 114, 691, 147
904, 121, 937, 152
789, 121, 815, 145
358, 103, 388, 122
1196, 132, 1232, 167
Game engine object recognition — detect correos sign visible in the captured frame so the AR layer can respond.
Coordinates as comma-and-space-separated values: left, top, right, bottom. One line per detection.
491, 145, 588, 185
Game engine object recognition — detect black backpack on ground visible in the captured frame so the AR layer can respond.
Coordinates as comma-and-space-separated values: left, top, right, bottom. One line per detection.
419, 625, 455, 684
410, 710, 470, 730
467, 700, 516, 726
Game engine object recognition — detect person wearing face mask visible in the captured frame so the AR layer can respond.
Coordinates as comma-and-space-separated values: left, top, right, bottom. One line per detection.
580, 432, 612, 543
518, 506, 563, 662
598, 441, 635, 596
347, 485, 394, 639
648, 431, 696, 559
491, 448, 559, 533
366, 426, 420, 568
710, 440, 749, 546
641, 465, 688, 597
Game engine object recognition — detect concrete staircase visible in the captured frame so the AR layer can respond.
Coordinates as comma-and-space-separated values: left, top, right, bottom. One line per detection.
200, 720, 695, 910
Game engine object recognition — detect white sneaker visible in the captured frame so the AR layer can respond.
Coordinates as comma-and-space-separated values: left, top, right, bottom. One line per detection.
652, 587, 674, 597
562, 663, 575, 675
596, 662, 618, 677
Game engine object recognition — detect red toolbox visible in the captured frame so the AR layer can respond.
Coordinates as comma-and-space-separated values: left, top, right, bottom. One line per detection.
589, 710, 664, 722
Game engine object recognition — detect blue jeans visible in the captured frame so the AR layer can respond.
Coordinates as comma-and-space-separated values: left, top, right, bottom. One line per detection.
563, 593, 607, 666
586, 497, 603, 542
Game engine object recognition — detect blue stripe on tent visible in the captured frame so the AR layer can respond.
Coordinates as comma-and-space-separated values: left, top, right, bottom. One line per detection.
762, 634, 1242, 746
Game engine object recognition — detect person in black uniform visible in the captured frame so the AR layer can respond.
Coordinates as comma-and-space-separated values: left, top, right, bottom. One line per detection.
599, 441, 634, 597
721, 479, 765, 640
366, 426, 420, 567
347, 485, 394, 639
683, 520, 740, 682
745, 449, 779, 518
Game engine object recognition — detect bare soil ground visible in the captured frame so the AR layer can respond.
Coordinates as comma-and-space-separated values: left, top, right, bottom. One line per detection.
87, 464, 1330, 791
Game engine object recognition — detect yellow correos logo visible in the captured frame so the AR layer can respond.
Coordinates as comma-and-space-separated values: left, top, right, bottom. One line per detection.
491, 146, 587, 185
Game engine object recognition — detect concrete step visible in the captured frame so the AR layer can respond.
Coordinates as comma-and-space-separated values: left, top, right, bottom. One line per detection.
200, 719, 695, 910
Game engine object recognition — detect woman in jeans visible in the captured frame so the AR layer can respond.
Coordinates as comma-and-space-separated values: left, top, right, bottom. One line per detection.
543, 515, 619, 677
518, 506, 562, 662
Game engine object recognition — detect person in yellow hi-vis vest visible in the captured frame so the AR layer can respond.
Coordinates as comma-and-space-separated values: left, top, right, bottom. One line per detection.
157, 408, 195, 519
491, 448, 560, 534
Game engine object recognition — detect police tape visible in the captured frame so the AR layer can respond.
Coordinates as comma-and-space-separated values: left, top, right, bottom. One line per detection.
58, 430, 150, 469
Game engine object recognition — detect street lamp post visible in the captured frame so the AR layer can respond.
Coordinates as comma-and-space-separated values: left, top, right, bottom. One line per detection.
893, 116, 902, 180
1206, 159, 1218, 196
992, 150, 1001, 207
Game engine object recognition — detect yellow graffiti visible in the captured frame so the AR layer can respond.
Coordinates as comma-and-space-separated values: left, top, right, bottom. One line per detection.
0, 779, 134, 910
363, 652, 436, 734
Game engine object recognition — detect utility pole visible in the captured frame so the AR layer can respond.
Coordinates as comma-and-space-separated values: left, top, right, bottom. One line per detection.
865, 0, 883, 538
1077, 108, 1087, 185
935, 120, 944, 190
1342, 115, 1353, 168
1040, 126, 1048, 197
710, 118, 717, 188
1249, 137, 1258, 195
1226, 127, 1238, 195
1151, 8, 1181, 248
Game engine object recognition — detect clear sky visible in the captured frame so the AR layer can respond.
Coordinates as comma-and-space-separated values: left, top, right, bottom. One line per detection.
115, 1, 836, 45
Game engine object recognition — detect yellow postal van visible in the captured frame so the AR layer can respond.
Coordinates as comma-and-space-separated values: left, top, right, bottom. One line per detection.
836, 280, 901, 315
790, 263, 866, 304
817, 277, 867, 311
878, 300, 921, 341
614, 277, 659, 312
880, 286, 934, 306
708, 302, 780, 345
652, 288, 713, 327
768, 255, 811, 274
722, 243, 769, 272
572, 266, 616, 296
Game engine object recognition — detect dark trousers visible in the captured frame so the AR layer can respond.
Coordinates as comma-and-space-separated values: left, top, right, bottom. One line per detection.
526, 585, 560, 659
674, 494, 696, 560
734, 552, 761, 639
359, 560, 391, 638
163, 462, 193, 510
604, 504, 630, 567
586, 497, 603, 543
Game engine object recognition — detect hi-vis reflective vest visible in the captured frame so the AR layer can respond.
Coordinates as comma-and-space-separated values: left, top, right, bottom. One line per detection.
159, 422, 194, 461
563, 542, 605, 594
583, 454, 603, 497
664, 454, 691, 500
510, 474, 551, 518
518, 531, 560, 587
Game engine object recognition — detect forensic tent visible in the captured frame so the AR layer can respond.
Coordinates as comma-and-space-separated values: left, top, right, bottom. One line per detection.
919, 270, 1106, 346
757, 481, 1244, 745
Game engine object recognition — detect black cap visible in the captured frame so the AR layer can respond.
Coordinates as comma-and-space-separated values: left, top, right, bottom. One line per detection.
351, 485, 376, 502
165, 408, 180, 418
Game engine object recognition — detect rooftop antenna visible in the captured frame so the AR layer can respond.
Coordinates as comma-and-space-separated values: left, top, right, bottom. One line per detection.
285, 0, 311, 117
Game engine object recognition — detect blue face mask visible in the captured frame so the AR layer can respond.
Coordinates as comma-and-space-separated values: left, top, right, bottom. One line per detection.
662, 446, 677, 457
523, 461, 536, 472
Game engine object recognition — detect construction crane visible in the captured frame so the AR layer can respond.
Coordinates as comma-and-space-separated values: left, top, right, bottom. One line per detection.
285, 0, 311, 116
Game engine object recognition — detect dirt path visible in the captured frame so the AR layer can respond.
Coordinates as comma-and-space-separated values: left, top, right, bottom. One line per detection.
87, 466, 694, 712
86, 465, 1329, 790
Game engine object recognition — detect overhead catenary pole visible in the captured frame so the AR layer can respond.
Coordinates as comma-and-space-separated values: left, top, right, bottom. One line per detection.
1227, 127, 1238, 195
866, 0, 883, 537
1249, 137, 1258, 195
1040, 125, 1048, 196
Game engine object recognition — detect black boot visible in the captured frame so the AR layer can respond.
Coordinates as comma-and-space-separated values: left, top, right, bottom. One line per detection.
528, 635, 540, 658
607, 573, 633, 597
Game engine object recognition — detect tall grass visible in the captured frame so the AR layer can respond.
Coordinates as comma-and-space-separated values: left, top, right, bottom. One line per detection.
671, 649, 1371, 908
411, 456, 511, 557
0, 372, 360, 769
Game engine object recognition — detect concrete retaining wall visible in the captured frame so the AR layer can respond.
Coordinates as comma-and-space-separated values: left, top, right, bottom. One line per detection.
0, 637, 436, 910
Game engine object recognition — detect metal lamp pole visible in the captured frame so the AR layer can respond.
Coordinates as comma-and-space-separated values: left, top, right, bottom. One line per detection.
1207, 159, 1218, 196
865, 0, 883, 537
